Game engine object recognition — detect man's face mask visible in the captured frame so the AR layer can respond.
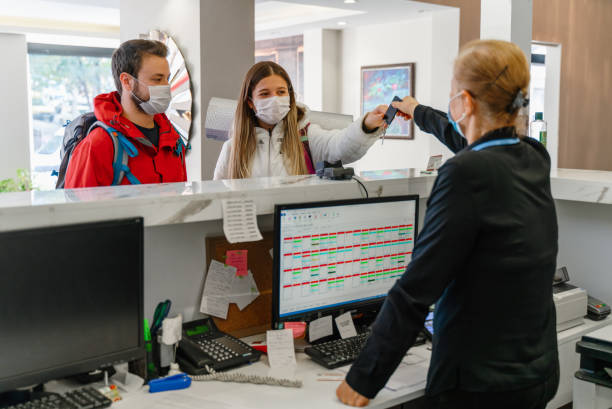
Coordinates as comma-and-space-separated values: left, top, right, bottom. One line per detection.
447, 91, 467, 138
252, 96, 291, 126
130, 75, 172, 115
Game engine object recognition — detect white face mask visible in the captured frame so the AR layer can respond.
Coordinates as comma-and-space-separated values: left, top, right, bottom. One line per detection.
130, 76, 172, 115
252, 96, 291, 125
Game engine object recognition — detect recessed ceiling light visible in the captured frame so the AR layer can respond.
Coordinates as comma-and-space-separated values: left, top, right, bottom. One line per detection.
337, 21, 347, 26
344, 0, 358, 4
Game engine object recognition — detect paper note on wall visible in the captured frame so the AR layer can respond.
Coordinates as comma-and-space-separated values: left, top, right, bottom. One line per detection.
229, 269, 259, 311
199, 260, 235, 319
222, 199, 263, 243
308, 315, 333, 342
226, 249, 248, 277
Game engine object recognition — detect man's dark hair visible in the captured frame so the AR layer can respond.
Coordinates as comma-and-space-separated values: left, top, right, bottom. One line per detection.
111, 39, 168, 95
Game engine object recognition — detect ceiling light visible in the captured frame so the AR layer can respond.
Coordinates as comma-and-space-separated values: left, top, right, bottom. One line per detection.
344, 0, 358, 4
337, 21, 347, 26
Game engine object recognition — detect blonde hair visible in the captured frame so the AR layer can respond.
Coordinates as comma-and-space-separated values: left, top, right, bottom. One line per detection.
454, 39, 530, 126
229, 61, 307, 179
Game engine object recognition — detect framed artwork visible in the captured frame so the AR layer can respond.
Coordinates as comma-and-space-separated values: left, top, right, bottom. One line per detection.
361, 63, 415, 140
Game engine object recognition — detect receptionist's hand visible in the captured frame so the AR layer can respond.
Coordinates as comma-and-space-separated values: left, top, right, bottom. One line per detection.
392, 96, 420, 120
336, 380, 370, 407
363, 104, 388, 132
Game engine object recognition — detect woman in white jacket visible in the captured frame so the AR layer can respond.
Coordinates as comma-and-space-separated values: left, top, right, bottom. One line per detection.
213, 61, 387, 180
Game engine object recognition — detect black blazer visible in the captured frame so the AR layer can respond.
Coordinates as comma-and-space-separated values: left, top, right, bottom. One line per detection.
346, 105, 559, 398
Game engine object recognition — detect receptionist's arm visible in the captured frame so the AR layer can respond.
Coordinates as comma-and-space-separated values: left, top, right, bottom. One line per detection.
393, 97, 468, 154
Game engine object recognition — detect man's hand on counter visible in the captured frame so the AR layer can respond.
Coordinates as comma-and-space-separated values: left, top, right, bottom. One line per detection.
336, 380, 370, 407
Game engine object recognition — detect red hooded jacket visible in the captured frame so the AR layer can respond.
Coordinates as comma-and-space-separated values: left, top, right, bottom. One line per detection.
65, 91, 187, 188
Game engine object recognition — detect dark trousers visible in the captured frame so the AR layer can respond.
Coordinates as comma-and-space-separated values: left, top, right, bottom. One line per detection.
425, 368, 560, 409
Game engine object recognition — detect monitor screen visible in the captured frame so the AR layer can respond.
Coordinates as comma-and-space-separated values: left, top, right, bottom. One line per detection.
0, 218, 144, 393
273, 196, 418, 323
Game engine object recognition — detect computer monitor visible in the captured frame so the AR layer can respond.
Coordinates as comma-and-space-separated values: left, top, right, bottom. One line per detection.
0, 218, 144, 394
273, 196, 419, 326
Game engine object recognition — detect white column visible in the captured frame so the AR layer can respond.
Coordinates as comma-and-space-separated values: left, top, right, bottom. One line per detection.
303, 28, 340, 113
0, 33, 31, 181
480, 0, 532, 61
120, 0, 255, 181
199, 0, 254, 180
428, 9, 460, 161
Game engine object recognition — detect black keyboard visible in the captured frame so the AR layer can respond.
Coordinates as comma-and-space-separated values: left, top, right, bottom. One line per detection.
305, 331, 370, 369
3, 387, 112, 409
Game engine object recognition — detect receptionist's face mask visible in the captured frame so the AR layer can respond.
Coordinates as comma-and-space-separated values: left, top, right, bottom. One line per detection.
252, 96, 291, 126
447, 91, 467, 138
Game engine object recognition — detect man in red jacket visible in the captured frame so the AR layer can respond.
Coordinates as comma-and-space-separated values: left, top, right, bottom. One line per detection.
65, 39, 187, 188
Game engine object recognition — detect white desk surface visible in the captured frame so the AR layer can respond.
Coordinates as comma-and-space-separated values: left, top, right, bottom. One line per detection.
557, 316, 612, 345
44, 319, 612, 409
112, 345, 431, 409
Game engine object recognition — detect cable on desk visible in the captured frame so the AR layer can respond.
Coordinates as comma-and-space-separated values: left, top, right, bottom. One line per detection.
191, 365, 303, 388
352, 176, 369, 199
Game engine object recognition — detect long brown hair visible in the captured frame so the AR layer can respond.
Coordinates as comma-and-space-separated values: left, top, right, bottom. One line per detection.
454, 39, 530, 126
229, 61, 307, 179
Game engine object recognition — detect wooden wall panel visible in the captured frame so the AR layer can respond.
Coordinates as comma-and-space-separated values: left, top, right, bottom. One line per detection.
533, 0, 612, 170
417, 0, 480, 47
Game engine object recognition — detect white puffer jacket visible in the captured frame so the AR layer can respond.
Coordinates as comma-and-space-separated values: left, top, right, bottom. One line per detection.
213, 104, 383, 180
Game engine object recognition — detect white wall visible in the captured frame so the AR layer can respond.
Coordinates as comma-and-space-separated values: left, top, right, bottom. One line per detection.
339, 12, 459, 172
303, 28, 341, 113
0, 33, 31, 181
556, 200, 612, 305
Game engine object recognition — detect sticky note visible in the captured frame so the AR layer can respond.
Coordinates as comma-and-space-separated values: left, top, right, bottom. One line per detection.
284, 322, 306, 339
226, 249, 248, 277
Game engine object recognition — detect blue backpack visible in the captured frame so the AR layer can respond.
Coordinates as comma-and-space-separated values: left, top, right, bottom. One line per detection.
55, 112, 141, 189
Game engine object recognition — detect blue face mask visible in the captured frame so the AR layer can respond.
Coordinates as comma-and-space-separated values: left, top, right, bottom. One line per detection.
447, 91, 467, 138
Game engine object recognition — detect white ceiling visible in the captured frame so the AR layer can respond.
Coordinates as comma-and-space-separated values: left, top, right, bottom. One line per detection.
0, 0, 453, 41
255, 0, 454, 40
0, 0, 119, 25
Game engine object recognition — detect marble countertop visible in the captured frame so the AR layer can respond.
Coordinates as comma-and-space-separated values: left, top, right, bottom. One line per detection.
550, 168, 612, 204
0, 172, 436, 231
1, 168, 610, 231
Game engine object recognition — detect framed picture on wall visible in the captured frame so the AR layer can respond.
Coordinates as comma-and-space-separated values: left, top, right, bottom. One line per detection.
361, 63, 415, 140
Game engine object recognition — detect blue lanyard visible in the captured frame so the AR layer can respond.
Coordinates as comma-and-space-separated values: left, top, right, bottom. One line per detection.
471, 137, 520, 151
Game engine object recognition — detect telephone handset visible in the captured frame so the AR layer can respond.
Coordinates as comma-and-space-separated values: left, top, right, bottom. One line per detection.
177, 318, 261, 374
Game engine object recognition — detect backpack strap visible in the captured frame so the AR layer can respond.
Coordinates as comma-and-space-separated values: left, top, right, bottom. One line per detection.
94, 121, 142, 186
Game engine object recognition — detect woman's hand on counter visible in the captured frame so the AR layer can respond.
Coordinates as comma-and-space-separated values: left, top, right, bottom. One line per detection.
392, 96, 420, 120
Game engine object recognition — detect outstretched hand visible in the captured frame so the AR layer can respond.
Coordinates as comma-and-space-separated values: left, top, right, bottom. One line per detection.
363, 104, 389, 132
336, 380, 370, 407
391, 96, 420, 121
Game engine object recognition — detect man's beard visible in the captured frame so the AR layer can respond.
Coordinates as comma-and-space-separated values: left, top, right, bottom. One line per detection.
130, 83, 148, 114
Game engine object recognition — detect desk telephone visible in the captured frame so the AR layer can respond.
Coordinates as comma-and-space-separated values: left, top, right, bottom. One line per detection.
177, 318, 261, 375
177, 318, 302, 388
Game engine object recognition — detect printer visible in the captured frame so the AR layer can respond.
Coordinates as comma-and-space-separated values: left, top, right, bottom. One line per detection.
574, 326, 612, 408
553, 266, 587, 332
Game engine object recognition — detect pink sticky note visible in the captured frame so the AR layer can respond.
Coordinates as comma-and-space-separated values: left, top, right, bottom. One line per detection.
284, 321, 306, 339
226, 250, 248, 276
